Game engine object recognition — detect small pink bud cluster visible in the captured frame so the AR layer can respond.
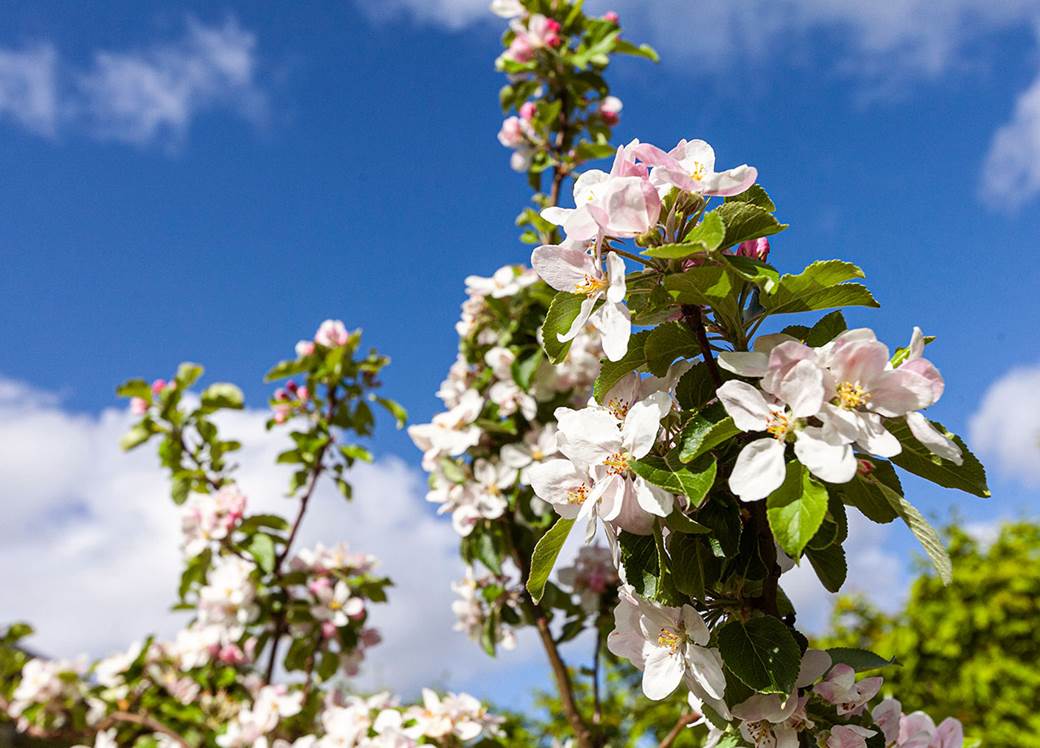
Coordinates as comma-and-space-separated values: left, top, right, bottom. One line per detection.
599, 95, 623, 126
603, 11, 620, 24
505, 14, 562, 63
736, 237, 770, 261
130, 379, 176, 416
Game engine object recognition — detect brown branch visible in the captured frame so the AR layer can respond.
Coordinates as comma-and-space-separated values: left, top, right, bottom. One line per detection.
681, 305, 723, 388
100, 711, 190, 747
658, 712, 699, 748
750, 500, 781, 617
263, 389, 339, 683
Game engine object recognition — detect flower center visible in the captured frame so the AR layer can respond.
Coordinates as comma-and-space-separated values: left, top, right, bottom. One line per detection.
329, 599, 342, 611
745, 721, 772, 742
486, 483, 501, 496
656, 627, 682, 654
607, 397, 630, 420
602, 450, 630, 475
531, 448, 545, 461
565, 484, 589, 505
574, 274, 608, 296
689, 162, 706, 181
836, 381, 871, 410
766, 410, 789, 440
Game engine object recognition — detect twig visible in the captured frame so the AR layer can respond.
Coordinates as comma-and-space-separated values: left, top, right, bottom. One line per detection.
658, 713, 699, 748
592, 624, 603, 728
98, 711, 190, 747
681, 305, 724, 388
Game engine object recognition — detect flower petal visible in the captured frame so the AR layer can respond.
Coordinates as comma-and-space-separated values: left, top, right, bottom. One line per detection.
729, 438, 787, 501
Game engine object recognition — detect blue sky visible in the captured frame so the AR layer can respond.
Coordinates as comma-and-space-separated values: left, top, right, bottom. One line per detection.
2, 0, 1039, 706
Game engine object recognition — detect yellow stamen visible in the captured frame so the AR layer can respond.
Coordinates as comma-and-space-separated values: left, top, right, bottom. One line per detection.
689, 162, 706, 181
566, 485, 589, 505
603, 451, 630, 476
766, 410, 789, 440
836, 381, 871, 410
657, 628, 682, 654
607, 397, 630, 420
574, 274, 608, 296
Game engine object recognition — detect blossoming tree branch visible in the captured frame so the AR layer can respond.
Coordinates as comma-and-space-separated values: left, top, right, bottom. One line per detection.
411, 1, 988, 747
2, 1, 988, 747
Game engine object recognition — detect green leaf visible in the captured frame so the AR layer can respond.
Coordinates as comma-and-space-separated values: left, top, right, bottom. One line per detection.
806, 542, 847, 592
642, 242, 708, 260
716, 201, 788, 249
618, 532, 659, 598
115, 378, 151, 399
838, 461, 898, 523
826, 647, 897, 672
511, 349, 543, 390
613, 38, 659, 62
766, 463, 829, 559
717, 616, 802, 694
629, 454, 717, 506
663, 510, 712, 535
526, 518, 575, 603
885, 418, 990, 498
667, 533, 718, 599
238, 514, 290, 533
722, 255, 780, 292
593, 330, 650, 403
120, 422, 152, 451
574, 142, 618, 161
804, 310, 848, 347
175, 362, 204, 388
674, 363, 718, 410
200, 383, 244, 411
872, 476, 953, 584
763, 260, 879, 315
372, 395, 408, 428
265, 357, 313, 383
678, 403, 740, 463
245, 533, 276, 574
682, 210, 726, 251
643, 321, 699, 377
724, 184, 776, 212
540, 291, 586, 364
663, 265, 737, 308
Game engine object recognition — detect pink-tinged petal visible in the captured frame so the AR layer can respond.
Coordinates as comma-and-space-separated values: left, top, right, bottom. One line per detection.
701, 164, 758, 197
622, 399, 664, 458
762, 340, 817, 396
632, 477, 672, 517
718, 350, 769, 377
935, 718, 964, 748
829, 339, 890, 388
869, 369, 934, 416
642, 648, 684, 700
794, 427, 857, 484
716, 380, 772, 432
528, 459, 587, 505
729, 438, 787, 501
531, 243, 597, 293
612, 479, 655, 534
589, 176, 660, 237
573, 168, 610, 200
732, 693, 790, 723
905, 412, 963, 465
872, 698, 902, 745
796, 649, 833, 687
540, 205, 573, 228
778, 359, 824, 418
559, 295, 598, 343
907, 326, 926, 360
902, 357, 945, 403
593, 300, 632, 362
593, 473, 627, 522
563, 206, 602, 241
675, 139, 717, 172
605, 251, 627, 303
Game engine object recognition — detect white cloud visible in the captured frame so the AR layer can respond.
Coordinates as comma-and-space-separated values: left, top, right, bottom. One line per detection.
358, 0, 1040, 81
0, 378, 535, 696
0, 18, 265, 147
969, 363, 1040, 486
0, 44, 58, 135
981, 59, 1040, 207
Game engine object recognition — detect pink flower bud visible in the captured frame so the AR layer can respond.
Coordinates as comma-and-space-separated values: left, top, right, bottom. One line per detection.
321, 621, 337, 640
599, 95, 622, 126
285, 380, 298, 393
218, 644, 246, 665
857, 458, 874, 476
736, 237, 770, 261
295, 340, 315, 357
519, 101, 537, 121
497, 116, 526, 148
507, 35, 534, 63
360, 627, 382, 647
297, 386, 310, 402
151, 379, 167, 395
274, 388, 289, 401
308, 576, 332, 595
603, 11, 619, 23
130, 397, 148, 416
273, 406, 289, 424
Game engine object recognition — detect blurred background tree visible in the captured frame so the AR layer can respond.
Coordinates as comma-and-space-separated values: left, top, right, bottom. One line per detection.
523, 520, 1040, 747
819, 521, 1040, 748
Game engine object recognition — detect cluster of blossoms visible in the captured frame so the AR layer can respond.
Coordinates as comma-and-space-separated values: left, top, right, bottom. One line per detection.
181, 485, 248, 556
556, 545, 618, 613
451, 568, 522, 651
716, 325, 960, 501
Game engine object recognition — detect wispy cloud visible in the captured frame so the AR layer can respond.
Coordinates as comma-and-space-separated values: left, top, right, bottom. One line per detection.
981, 56, 1040, 208
0, 17, 265, 147
969, 363, 1040, 487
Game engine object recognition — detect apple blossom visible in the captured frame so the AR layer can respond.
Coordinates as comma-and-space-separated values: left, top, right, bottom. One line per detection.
606, 587, 725, 701
310, 577, 365, 627
489, 0, 524, 19
599, 95, 622, 125
408, 389, 484, 470
180, 484, 247, 556
314, 319, 350, 348
814, 663, 883, 715
501, 424, 559, 484
646, 137, 758, 197
531, 246, 630, 360
731, 649, 832, 747
737, 237, 770, 261
556, 544, 619, 612
464, 264, 537, 299
827, 725, 877, 748
197, 555, 258, 634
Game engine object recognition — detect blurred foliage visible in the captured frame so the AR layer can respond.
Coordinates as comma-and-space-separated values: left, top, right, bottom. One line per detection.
818, 520, 1040, 748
